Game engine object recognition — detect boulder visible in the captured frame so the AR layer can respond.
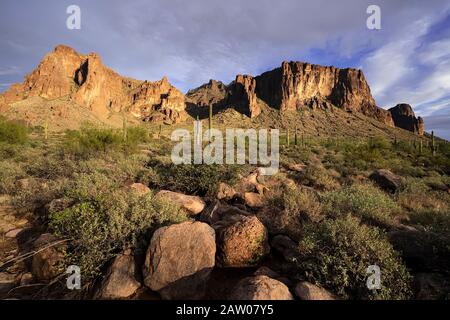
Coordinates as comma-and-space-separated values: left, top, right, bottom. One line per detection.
143, 221, 216, 299
155, 190, 205, 215
217, 182, 236, 200
5, 228, 23, 238
199, 200, 251, 225
294, 282, 336, 300
95, 251, 141, 299
215, 215, 269, 267
128, 183, 151, 196
244, 192, 265, 208
31, 233, 66, 282
270, 235, 298, 263
229, 275, 293, 300
369, 169, 403, 193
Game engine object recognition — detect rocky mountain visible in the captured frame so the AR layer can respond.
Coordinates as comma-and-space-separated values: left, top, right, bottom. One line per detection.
0, 45, 187, 125
0, 45, 424, 135
187, 61, 425, 135
389, 103, 424, 136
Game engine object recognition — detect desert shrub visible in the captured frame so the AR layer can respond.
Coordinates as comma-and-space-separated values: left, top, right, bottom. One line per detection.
150, 161, 240, 196
397, 178, 449, 214
0, 161, 26, 193
322, 183, 400, 228
300, 158, 340, 191
297, 215, 412, 299
0, 117, 29, 144
267, 185, 322, 239
50, 187, 186, 280
63, 125, 149, 158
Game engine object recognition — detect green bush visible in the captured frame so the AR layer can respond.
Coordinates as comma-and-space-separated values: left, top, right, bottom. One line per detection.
0, 117, 29, 144
50, 188, 186, 280
297, 215, 412, 299
322, 183, 400, 228
150, 161, 240, 196
0, 161, 25, 193
63, 125, 150, 158
267, 185, 323, 239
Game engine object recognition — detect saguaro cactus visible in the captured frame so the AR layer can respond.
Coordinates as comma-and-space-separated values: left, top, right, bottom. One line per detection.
209, 104, 213, 139
431, 130, 436, 156
44, 113, 49, 141
122, 114, 128, 141
294, 127, 298, 146
419, 139, 423, 154
286, 128, 290, 146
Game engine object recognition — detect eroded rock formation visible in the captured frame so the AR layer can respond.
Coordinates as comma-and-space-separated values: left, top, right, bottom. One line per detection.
0, 45, 187, 124
389, 103, 424, 135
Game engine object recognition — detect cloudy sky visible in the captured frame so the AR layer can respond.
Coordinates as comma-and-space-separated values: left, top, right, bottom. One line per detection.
1, 0, 449, 138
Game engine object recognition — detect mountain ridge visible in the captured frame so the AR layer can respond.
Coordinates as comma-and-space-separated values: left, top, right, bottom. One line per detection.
0, 45, 424, 135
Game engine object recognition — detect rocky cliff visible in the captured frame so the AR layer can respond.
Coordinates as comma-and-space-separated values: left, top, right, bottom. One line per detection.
0, 45, 187, 124
187, 61, 400, 127
389, 103, 424, 136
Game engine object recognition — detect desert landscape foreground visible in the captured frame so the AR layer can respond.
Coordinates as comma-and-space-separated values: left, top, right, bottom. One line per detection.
0, 45, 449, 300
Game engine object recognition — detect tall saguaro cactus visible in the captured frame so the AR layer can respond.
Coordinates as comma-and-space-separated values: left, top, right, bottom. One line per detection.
294, 127, 298, 146
431, 130, 436, 156
122, 114, 128, 141
209, 104, 213, 139
286, 128, 290, 146
44, 113, 49, 141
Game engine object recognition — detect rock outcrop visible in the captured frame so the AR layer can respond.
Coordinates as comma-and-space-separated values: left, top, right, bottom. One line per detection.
389, 103, 424, 135
142, 221, 216, 299
0, 45, 187, 124
187, 61, 404, 126
214, 215, 269, 267
229, 275, 293, 300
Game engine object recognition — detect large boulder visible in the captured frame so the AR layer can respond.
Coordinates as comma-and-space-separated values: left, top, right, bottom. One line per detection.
216, 183, 236, 200
215, 215, 269, 267
229, 275, 293, 300
369, 169, 404, 193
95, 251, 141, 299
143, 221, 216, 299
31, 233, 66, 282
294, 282, 336, 300
155, 190, 205, 215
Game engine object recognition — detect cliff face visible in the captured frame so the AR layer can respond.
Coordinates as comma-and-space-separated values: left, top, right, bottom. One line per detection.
255, 61, 385, 120
389, 104, 424, 135
0, 45, 187, 124
187, 61, 400, 127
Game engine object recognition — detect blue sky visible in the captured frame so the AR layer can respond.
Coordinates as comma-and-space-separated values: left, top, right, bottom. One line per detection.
1, 0, 449, 138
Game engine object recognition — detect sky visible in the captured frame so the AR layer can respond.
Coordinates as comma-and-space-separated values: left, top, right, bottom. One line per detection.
1, 0, 449, 139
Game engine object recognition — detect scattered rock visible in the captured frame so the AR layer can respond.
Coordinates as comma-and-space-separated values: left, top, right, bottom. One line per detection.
229, 275, 293, 300
215, 215, 269, 267
287, 163, 307, 172
369, 169, 403, 193
19, 273, 33, 286
143, 221, 216, 299
254, 266, 280, 279
128, 183, 151, 196
155, 190, 205, 216
295, 282, 336, 300
199, 201, 251, 225
0, 272, 16, 294
31, 233, 66, 282
244, 192, 265, 208
217, 182, 236, 200
5, 228, 23, 238
270, 235, 298, 263
95, 251, 141, 299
